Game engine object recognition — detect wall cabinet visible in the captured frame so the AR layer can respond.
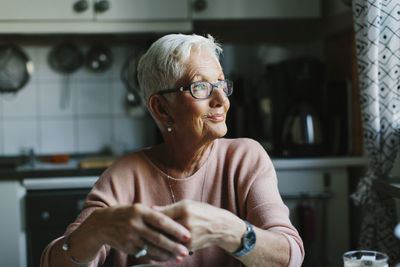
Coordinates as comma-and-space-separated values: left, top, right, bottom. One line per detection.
0, 0, 92, 21
96, 0, 189, 21
0, 0, 320, 22
0, 0, 320, 33
191, 0, 321, 20
0, 0, 189, 21
0, 0, 191, 33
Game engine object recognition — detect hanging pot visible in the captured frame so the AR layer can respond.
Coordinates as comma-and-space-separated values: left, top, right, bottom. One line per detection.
49, 42, 83, 74
86, 44, 113, 72
0, 44, 34, 93
121, 51, 143, 107
48, 42, 83, 109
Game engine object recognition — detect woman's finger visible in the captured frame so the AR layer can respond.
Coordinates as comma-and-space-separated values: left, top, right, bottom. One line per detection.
152, 200, 192, 220
146, 243, 174, 261
144, 208, 191, 242
109, 232, 145, 256
137, 220, 189, 257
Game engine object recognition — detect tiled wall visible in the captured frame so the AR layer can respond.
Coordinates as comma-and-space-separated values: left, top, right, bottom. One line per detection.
0, 44, 156, 156
0, 40, 325, 156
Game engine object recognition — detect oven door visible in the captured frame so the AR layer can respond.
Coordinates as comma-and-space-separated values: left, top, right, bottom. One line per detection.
25, 188, 90, 267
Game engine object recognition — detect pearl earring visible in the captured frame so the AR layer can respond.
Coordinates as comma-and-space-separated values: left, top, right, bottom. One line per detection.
167, 121, 172, 132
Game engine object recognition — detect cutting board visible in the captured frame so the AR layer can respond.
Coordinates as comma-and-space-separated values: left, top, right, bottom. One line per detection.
78, 157, 115, 169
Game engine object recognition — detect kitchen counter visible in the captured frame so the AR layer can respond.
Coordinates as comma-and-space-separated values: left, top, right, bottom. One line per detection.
0, 155, 368, 181
272, 156, 368, 170
0, 157, 107, 180
0, 167, 105, 180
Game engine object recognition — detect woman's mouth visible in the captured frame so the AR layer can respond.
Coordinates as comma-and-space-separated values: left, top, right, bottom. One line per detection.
207, 114, 225, 122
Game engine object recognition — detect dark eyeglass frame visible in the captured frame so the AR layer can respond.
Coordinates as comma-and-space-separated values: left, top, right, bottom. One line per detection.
157, 79, 233, 99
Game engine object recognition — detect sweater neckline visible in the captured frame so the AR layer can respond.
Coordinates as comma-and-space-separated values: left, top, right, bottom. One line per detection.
141, 139, 218, 182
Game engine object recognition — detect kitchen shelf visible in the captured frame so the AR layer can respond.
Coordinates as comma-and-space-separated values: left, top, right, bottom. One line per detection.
281, 191, 333, 200
272, 157, 368, 170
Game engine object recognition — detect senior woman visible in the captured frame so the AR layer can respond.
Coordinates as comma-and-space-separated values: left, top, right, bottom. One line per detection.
41, 33, 304, 267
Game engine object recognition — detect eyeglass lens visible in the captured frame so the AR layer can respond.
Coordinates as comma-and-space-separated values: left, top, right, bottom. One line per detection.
190, 80, 232, 99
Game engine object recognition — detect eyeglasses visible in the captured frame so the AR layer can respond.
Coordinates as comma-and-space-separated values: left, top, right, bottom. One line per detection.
157, 79, 233, 99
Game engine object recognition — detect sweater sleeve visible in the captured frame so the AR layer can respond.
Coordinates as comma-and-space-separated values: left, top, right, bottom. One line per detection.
40, 155, 136, 267
236, 139, 305, 267
40, 207, 109, 267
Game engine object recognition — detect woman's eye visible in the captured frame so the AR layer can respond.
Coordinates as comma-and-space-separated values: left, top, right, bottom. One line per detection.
193, 83, 207, 91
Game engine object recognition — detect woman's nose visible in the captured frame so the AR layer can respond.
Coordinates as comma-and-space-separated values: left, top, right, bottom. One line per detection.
209, 87, 229, 107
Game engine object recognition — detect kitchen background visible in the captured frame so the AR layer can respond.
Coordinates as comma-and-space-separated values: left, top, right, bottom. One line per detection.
0, 42, 156, 156
0, 39, 324, 157
1, 0, 400, 267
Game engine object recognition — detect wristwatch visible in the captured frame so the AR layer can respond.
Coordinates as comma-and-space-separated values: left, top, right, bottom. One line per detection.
232, 220, 257, 257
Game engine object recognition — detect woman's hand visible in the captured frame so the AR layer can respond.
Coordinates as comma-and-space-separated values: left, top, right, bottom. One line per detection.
83, 204, 191, 262
153, 200, 246, 253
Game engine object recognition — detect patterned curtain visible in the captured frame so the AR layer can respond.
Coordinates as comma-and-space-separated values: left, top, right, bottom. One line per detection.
351, 0, 400, 264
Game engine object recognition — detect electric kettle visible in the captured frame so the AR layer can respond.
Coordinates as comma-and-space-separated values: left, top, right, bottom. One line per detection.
281, 103, 325, 157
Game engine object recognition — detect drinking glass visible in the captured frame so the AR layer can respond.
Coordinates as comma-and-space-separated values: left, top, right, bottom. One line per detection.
343, 250, 388, 267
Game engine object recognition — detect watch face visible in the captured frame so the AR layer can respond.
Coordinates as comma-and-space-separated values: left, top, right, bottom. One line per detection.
244, 229, 256, 249
232, 221, 257, 257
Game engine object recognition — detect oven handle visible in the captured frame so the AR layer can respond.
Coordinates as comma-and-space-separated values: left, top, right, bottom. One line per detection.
23, 176, 98, 190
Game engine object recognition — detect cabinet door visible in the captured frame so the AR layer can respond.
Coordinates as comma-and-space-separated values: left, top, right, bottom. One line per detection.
191, 0, 320, 19
276, 168, 350, 267
96, 0, 189, 21
0, 0, 92, 21
0, 181, 27, 267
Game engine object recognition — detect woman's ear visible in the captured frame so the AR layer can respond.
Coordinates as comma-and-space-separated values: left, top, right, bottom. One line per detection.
148, 94, 172, 125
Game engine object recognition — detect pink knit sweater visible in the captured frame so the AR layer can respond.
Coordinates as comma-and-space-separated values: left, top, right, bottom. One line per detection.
41, 138, 304, 267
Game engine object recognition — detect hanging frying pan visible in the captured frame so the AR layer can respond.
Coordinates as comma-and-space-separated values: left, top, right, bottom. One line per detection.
0, 44, 34, 93
86, 44, 113, 73
49, 42, 83, 74
48, 42, 83, 109
121, 51, 143, 107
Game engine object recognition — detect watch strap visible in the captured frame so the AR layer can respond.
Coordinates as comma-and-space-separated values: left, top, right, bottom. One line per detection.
232, 220, 256, 257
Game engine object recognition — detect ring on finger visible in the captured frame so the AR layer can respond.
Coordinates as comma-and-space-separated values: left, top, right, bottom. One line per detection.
135, 243, 148, 258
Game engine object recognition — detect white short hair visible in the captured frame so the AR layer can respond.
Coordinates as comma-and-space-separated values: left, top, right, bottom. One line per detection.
137, 33, 223, 105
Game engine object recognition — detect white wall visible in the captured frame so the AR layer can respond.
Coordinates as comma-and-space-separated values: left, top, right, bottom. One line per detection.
0, 44, 156, 156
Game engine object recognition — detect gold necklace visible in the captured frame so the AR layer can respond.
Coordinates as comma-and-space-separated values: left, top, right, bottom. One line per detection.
166, 158, 209, 203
